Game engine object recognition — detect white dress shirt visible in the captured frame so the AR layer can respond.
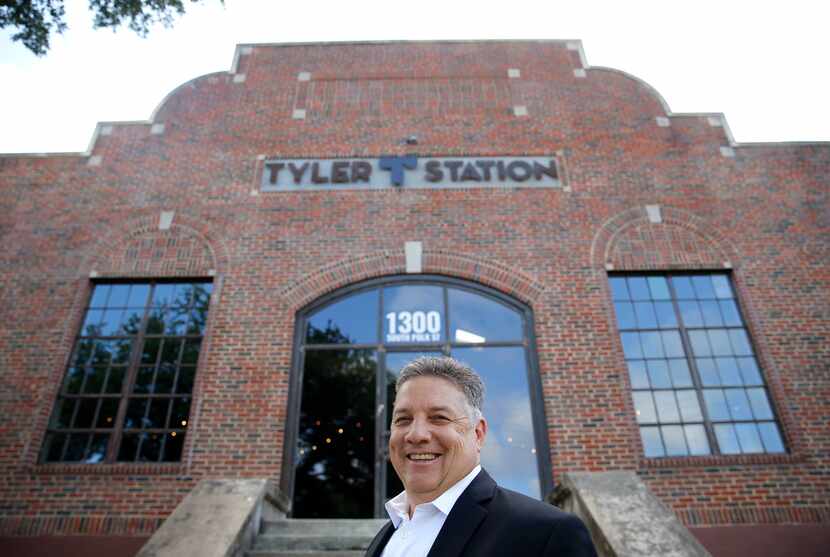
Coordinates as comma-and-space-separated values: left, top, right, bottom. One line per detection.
380, 465, 482, 557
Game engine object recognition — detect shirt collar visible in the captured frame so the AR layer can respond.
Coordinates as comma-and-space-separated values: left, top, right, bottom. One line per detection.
384, 465, 482, 528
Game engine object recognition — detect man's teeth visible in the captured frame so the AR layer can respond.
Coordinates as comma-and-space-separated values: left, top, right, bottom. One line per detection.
409, 454, 438, 461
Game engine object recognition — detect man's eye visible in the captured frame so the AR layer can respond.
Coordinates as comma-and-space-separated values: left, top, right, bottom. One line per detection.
393, 417, 412, 426
430, 416, 451, 423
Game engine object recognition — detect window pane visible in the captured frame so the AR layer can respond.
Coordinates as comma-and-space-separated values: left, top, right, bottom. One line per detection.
725, 389, 753, 420
719, 300, 743, 326
708, 329, 733, 356
654, 391, 680, 423
669, 359, 692, 388
621, 332, 643, 359
86, 434, 109, 463
96, 399, 119, 428
711, 275, 733, 299
738, 357, 763, 385
697, 358, 721, 386
703, 389, 730, 421
383, 285, 444, 344
614, 302, 637, 330
452, 347, 539, 498
661, 331, 685, 358
692, 276, 716, 299
662, 425, 688, 456
134, 367, 155, 394
449, 288, 523, 343
171, 397, 192, 428
307, 290, 380, 345
640, 427, 665, 457
633, 392, 657, 424
647, 277, 671, 300
758, 422, 785, 453
729, 329, 753, 356
641, 332, 664, 358
105, 367, 125, 394
89, 285, 110, 308
676, 390, 703, 422
715, 357, 742, 386
679, 301, 703, 328
654, 302, 678, 328
627, 360, 650, 389
609, 277, 629, 300
74, 399, 99, 429
689, 331, 711, 356
108, 285, 130, 307
82, 367, 107, 394
118, 433, 139, 461
51, 398, 76, 429
747, 388, 774, 420
139, 433, 163, 462
714, 424, 741, 454
672, 277, 695, 299
684, 425, 711, 455
147, 399, 170, 428
125, 398, 148, 429
64, 434, 89, 461
700, 301, 724, 327
646, 360, 671, 389
735, 423, 764, 453
163, 432, 185, 461
634, 302, 658, 329
64, 367, 84, 394
627, 277, 650, 301
82, 309, 104, 336
100, 308, 125, 336
152, 284, 177, 307
127, 284, 150, 307
176, 366, 196, 394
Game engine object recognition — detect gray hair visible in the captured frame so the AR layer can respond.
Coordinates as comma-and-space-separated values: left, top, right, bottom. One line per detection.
396, 356, 485, 419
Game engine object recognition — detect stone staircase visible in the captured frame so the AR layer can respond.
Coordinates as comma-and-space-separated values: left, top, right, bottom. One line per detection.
246, 519, 387, 557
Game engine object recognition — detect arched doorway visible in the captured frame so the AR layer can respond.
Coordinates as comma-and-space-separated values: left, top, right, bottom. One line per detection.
285, 275, 551, 518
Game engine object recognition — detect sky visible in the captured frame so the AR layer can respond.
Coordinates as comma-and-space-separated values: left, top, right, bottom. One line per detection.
1, 0, 828, 154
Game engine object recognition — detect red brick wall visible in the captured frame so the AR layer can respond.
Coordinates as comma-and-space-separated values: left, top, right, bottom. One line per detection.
1, 41, 828, 540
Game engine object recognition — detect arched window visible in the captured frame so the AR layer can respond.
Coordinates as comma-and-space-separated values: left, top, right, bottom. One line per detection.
285, 276, 550, 518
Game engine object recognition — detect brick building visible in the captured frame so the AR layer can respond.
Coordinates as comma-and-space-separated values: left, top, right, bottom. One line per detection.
0, 41, 827, 556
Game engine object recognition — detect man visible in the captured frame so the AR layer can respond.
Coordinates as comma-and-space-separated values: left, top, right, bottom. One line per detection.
365, 356, 598, 557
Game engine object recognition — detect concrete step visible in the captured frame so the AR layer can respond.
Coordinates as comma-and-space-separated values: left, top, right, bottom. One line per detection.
252, 534, 375, 552
261, 519, 387, 537
245, 549, 366, 557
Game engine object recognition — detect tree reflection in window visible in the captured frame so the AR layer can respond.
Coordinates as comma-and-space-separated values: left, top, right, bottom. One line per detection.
40, 281, 212, 464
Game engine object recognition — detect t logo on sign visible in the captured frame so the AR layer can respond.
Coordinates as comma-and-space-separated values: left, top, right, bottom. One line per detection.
379, 155, 418, 186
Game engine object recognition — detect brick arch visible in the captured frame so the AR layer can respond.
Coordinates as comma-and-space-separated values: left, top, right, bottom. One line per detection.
590, 206, 740, 273
279, 249, 546, 311
83, 212, 230, 278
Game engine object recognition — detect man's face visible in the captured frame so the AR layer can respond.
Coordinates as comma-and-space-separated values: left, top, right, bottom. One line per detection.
389, 376, 487, 509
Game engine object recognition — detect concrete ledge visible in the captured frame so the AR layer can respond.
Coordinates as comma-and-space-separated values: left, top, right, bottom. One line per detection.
136, 479, 288, 557
552, 471, 711, 557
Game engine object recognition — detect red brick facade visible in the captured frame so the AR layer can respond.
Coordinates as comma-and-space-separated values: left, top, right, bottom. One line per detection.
1, 41, 828, 551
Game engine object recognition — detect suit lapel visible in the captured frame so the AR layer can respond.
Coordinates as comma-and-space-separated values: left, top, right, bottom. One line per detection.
365, 521, 395, 557
426, 470, 497, 557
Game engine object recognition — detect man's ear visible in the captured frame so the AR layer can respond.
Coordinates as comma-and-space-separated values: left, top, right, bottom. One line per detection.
475, 417, 487, 449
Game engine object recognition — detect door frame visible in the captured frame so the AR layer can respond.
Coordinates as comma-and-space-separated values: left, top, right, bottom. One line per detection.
281, 274, 552, 516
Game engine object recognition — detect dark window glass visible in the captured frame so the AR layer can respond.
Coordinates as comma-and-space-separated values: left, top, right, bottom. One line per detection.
41, 281, 212, 464
610, 273, 785, 457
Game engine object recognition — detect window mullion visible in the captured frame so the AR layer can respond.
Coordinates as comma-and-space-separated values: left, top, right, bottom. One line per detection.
668, 274, 719, 455
108, 282, 155, 463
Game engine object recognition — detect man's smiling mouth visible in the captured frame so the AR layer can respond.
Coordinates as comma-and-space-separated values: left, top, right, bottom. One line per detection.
408, 453, 440, 461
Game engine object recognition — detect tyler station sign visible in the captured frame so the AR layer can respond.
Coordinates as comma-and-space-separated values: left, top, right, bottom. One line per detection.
260, 155, 561, 191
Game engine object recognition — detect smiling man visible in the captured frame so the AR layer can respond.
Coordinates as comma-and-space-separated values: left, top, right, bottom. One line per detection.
365, 356, 598, 557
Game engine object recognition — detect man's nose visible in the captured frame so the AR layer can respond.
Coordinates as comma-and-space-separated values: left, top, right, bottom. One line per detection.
404, 417, 431, 443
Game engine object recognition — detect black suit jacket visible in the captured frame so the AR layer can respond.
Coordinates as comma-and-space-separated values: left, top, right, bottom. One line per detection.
365, 470, 597, 557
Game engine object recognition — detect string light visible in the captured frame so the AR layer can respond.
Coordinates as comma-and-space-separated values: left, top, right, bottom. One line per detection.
338, 428, 343, 434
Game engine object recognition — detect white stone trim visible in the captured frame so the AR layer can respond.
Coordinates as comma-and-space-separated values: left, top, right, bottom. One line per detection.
87, 155, 102, 166
405, 242, 423, 273
645, 205, 662, 224
720, 146, 735, 158
656, 117, 670, 128
233, 74, 246, 83
292, 109, 306, 120
151, 123, 165, 135
513, 105, 528, 117
159, 211, 175, 231
507, 68, 521, 78
298, 71, 311, 81
573, 69, 586, 78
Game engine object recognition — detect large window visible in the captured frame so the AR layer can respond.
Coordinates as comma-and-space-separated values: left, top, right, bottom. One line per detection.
40, 281, 212, 464
610, 273, 785, 458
